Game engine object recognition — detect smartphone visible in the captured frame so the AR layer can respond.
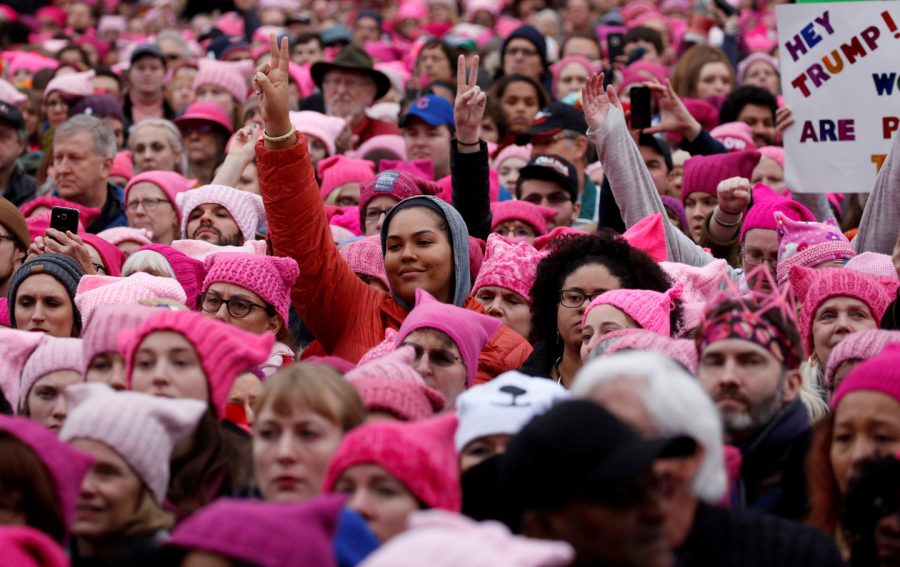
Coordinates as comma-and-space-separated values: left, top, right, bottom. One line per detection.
50, 206, 79, 235
626, 46, 647, 65
606, 33, 625, 64
712, 0, 738, 17
630, 86, 652, 130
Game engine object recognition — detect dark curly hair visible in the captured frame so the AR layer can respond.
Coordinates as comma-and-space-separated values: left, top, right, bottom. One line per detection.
529, 232, 680, 346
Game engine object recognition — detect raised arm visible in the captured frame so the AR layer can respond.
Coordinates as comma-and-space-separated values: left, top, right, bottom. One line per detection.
854, 128, 900, 255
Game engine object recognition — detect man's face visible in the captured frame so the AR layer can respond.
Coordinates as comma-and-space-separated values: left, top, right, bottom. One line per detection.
639, 144, 673, 196
185, 203, 244, 245
737, 103, 776, 148
53, 132, 111, 205
323, 70, 377, 120
292, 39, 323, 66
698, 339, 792, 442
418, 46, 453, 83
67, 3, 94, 33
503, 38, 544, 81
402, 119, 452, 178
530, 131, 586, 168
353, 17, 380, 46
562, 37, 601, 60
519, 178, 578, 227
0, 123, 24, 171
740, 228, 779, 291
130, 57, 166, 95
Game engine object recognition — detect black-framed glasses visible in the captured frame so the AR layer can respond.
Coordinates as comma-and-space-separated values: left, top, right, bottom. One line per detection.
401, 342, 461, 368
126, 198, 171, 212
559, 289, 606, 309
199, 293, 270, 319
364, 207, 393, 222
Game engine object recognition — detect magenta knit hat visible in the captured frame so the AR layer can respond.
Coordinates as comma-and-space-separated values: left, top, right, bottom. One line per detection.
710, 122, 755, 152
349, 134, 407, 162
472, 233, 543, 301
0, 526, 69, 567
378, 159, 434, 181
357, 170, 441, 225
138, 244, 207, 308
175, 101, 234, 135
775, 212, 856, 284
790, 266, 899, 356
492, 143, 532, 171
582, 285, 682, 337
125, 171, 197, 221
0, 297, 8, 326
490, 200, 557, 236
345, 347, 446, 421
43, 70, 94, 101
120, 310, 274, 418
110, 151, 134, 181
0, 329, 44, 410
168, 495, 344, 567
550, 55, 600, 94
397, 289, 502, 386
846, 252, 898, 279
97, 227, 152, 248
831, 344, 900, 410
19, 337, 83, 410
0, 415, 94, 538
324, 413, 460, 511
193, 58, 253, 105
81, 233, 126, 277
825, 330, 900, 388
600, 328, 700, 374
81, 304, 159, 372
202, 253, 299, 327
681, 149, 761, 203
290, 111, 346, 157
60, 383, 206, 504
339, 236, 389, 290
74, 272, 188, 327
176, 184, 266, 242
739, 183, 815, 243
757, 146, 784, 169
317, 155, 376, 201
660, 260, 728, 304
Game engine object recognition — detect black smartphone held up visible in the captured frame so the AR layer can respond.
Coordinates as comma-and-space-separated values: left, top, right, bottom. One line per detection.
607, 33, 625, 64
630, 86, 652, 130
50, 206, 80, 235
712, 0, 738, 17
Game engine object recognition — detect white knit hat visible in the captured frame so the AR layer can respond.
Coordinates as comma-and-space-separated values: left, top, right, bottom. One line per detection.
74, 273, 187, 328
176, 185, 267, 242
18, 337, 83, 410
60, 383, 206, 504
454, 372, 569, 451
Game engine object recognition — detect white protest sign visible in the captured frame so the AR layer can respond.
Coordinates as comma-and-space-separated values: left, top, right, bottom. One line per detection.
776, 2, 900, 193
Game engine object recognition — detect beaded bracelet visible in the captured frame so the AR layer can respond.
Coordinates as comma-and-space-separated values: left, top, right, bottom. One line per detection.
262, 125, 296, 143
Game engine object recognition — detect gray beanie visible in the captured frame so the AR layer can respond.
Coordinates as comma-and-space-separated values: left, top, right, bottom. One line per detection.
8, 254, 85, 333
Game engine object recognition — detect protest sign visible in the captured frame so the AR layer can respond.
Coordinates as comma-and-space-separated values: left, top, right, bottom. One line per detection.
776, 2, 900, 192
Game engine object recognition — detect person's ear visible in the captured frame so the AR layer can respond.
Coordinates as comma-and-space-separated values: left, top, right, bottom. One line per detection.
100, 155, 113, 177
573, 135, 589, 160
572, 200, 581, 219
266, 315, 283, 336
782, 369, 804, 403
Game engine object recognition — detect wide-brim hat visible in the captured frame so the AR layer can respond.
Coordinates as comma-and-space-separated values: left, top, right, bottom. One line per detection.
311, 45, 392, 100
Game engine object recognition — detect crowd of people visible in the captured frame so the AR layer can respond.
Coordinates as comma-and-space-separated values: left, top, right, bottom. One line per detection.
0, 0, 899, 565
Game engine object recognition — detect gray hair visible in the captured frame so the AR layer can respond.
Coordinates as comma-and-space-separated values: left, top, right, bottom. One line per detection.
156, 30, 191, 59
54, 115, 116, 159
128, 119, 187, 173
121, 250, 176, 278
571, 351, 728, 504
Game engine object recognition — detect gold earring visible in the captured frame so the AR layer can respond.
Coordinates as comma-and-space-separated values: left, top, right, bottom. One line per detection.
808, 354, 819, 368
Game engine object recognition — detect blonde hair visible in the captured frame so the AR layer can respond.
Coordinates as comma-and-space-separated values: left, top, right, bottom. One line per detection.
121, 250, 176, 278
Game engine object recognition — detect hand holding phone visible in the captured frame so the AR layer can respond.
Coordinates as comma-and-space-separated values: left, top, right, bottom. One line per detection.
50, 206, 80, 235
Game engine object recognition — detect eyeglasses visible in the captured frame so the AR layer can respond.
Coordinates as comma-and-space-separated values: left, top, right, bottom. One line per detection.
506, 47, 538, 58
199, 293, 270, 319
364, 207, 393, 222
401, 342, 461, 368
126, 198, 171, 213
523, 192, 572, 206
559, 289, 607, 309
740, 249, 778, 268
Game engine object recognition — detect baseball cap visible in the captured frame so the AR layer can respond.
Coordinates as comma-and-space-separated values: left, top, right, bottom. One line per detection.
130, 43, 166, 66
519, 102, 588, 143
638, 133, 673, 171
501, 400, 696, 513
400, 95, 455, 130
517, 154, 580, 201
0, 102, 23, 130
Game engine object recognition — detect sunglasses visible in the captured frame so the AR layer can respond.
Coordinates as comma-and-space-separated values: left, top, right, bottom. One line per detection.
401, 342, 461, 368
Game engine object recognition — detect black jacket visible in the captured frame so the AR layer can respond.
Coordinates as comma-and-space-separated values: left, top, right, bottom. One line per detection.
451, 139, 492, 240
2, 165, 37, 206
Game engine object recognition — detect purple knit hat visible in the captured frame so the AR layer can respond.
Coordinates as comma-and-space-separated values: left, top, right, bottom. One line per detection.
168, 495, 344, 567
660, 195, 687, 231
0, 415, 94, 539
317, 155, 377, 201
60, 383, 206, 504
825, 330, 900, 389
138, 244, 207, 308
125, 172, 197, 222
489, 200, 558, 236
846, 252, 898, 279
832, 344, 900, 410
397, 289, 501, 386
681, 150, 760, 203
176, 185, 267, 242
202, 253, 300, 328
19, 337, 83, 411
82, 304, 160, 373
472, 233, 543, 302
775, 212, 856, 284
339, 235, 389, 290
739, 183, 815, 243
74, 272, 188, 327
582, 285, 682, 337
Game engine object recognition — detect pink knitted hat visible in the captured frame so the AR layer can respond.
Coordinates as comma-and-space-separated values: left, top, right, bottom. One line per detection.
357, 170, 441, 225
349, 134, 407, 162
60, 383, 206, 504
473, 233, 543, 301
790, 266, 899, 356
81, 233, 126, 277
6, 51, 60, 77
736, 52, 779, 84
0, 526, 69, 567
290, 111, 346, 157
492, 143, 532, 170
19, 337, 83, 410
490, 200, 557, 236
775, 212, 856, 284
846, 252, 898, 279
176, 184, 267, 242
317, 155, 376, 201
582, 285, 682, 337
125, 171, 197, 221
0, 329, 44, 410
97, 227, 152, 248
397, 289, 502, 386
175, 101, 234, 135
359, 510, 574, 567
757, 146, 784, 169
345, 347, 446, 421
202, 253, 299, 327
739, 183, 815, 243
622, 213, 668, 263
599, 328, 699, 374
0, 415, 94, 539
710, 122, 755, 152
193, 58, 253, 105
168, 495, 344, 567
339, 236, 389, 290
0, 297, 8, 326
0, 78, 26, 106
831, 344, 900, 410
74, 272, 188, 327
43, 70, 94, 101
378, 159, 434, 181
550, 55, 601, 95
681, 150, 760, 202
120, 310, 275, 418
169, 239, 268, 261
825, 330, 900, 388
110, 151, 134, 182
324, 413, 460, 511
660, 260, 728, 304
137, 244, 207, 309
81, 304, 159, 371
19, 195, 101, 228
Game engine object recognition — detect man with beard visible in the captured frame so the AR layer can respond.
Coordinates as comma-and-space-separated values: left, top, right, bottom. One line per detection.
176, 185, 266, 246
696, 296, 810, 520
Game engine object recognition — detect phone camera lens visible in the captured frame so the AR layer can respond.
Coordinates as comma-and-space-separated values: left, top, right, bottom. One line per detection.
60, 214, 68, 220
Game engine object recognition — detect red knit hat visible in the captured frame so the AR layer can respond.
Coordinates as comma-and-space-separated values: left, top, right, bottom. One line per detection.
120, 311, 274, 418
681, 150, 761, 203
323, 413, 460, 511
832, 344, 900, 410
